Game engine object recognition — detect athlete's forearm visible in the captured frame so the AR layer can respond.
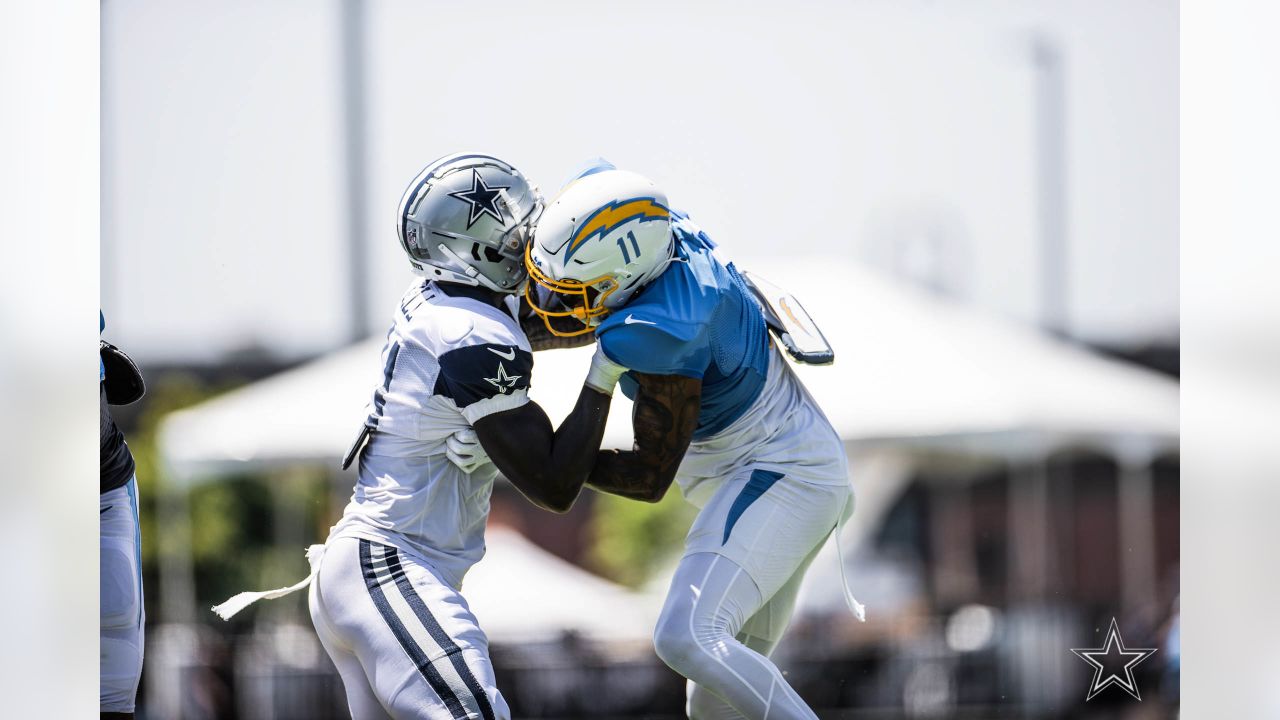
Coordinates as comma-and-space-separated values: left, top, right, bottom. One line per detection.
543, 385, 613, 502
586, 449, 675, 502
474, 386, 610, 513
585, 371, 699, 502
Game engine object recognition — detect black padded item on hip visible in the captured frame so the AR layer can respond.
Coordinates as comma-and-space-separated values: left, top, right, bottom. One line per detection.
342, 425, 372, 471
101, 340, 146, 405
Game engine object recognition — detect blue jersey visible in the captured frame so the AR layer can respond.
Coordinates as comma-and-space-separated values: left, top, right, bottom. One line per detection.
596, 214, 771, 440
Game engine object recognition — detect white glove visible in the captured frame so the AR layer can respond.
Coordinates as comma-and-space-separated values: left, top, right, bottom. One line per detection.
445, 428, 490, 474
585, 345, 628, 395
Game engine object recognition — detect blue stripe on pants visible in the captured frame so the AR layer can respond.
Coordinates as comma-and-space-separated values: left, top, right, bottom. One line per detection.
722, 469, 784, 545
126, 476, 143, 625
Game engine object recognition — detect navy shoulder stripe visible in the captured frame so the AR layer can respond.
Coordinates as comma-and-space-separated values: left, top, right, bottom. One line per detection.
433, 343, 532, 408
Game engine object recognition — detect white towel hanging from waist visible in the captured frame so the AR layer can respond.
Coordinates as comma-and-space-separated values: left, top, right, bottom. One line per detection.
211, 543, 326, 621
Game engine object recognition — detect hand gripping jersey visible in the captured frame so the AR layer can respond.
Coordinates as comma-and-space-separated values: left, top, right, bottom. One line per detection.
595, 214, 849, 505
329, 281, 533, 590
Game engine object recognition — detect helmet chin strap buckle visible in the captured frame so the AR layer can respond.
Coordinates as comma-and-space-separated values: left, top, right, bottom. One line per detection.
436, 243, 503, 290
437, 244, 479, 278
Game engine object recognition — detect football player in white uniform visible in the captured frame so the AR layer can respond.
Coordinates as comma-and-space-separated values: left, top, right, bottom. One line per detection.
517, 163, 859, 720
239, 154, 615, 720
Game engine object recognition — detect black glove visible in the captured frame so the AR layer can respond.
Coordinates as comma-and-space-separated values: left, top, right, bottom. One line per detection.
100, 340, 145, 405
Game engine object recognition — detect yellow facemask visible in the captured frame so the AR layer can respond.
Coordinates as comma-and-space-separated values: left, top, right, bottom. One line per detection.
523, 243, 619, 338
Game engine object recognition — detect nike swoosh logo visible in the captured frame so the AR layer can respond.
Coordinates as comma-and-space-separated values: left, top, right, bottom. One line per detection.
624, 315, 657, 326
101, 506, 112, 515
487, 347, 516, 361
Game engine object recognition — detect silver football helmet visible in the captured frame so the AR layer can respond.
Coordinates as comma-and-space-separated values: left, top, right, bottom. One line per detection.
396, 153, 544, 292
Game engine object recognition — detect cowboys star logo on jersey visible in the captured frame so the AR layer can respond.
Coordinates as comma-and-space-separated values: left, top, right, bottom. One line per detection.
448, 169, 509, 229
484, 363, 521, 395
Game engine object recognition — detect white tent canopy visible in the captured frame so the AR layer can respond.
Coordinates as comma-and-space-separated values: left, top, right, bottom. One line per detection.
159, 260, 1176, 484
750, 258, 1177, 449
464, 526, 660, 644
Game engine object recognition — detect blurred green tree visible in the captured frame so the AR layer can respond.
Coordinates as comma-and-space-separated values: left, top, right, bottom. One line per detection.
124, 372, 331, 623
585, 486, 697, 589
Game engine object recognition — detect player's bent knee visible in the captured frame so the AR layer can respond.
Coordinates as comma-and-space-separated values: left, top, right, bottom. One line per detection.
687, 683, 736, 720
653, 611, 702, 676
101, 537, 143, 713
100, 635, 142, 712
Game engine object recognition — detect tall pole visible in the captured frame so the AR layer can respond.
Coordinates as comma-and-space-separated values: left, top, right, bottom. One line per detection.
101, 1, 118, 318
341, 0, 371, 342
1118, 450, 1157, 613
1032, 35, 1068, 338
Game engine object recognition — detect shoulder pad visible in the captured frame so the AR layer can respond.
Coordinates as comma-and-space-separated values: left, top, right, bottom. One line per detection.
671, 212, 717, 251
595, 313, 710, 378
412, 300, 528, 354
433, 312, 476, 347
100, 341, 145, 405
598, 265, 715, 343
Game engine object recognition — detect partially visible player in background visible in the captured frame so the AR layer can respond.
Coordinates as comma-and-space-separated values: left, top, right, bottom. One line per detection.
100, 311, 147, 719
521, 162, 859, 720
214, 153, 614, 720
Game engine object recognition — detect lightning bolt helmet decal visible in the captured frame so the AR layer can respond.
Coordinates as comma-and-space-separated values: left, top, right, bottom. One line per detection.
561, 197, 670, 262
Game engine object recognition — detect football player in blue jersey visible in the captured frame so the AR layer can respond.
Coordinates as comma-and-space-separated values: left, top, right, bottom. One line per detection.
521, 162, 857, 720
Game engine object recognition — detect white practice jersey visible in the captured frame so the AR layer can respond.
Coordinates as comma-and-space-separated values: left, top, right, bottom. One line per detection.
676, 347, 850, 507
328, 280, 533, 590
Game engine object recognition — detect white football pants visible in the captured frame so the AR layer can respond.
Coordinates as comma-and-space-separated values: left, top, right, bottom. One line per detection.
100, 477, 144, 714
654, 471, 853, 720
309, 536, 509, 720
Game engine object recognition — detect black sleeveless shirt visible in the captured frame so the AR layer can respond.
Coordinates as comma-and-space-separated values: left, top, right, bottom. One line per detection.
100, 387, 136, 494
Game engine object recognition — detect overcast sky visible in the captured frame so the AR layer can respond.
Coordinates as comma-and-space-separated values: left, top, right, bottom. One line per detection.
101, 0, 1177, 363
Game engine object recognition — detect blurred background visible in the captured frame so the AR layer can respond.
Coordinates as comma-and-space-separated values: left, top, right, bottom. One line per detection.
99, 1, 1178, 717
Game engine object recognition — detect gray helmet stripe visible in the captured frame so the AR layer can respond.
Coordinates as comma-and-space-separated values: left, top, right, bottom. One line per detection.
397, 153, 510, 239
